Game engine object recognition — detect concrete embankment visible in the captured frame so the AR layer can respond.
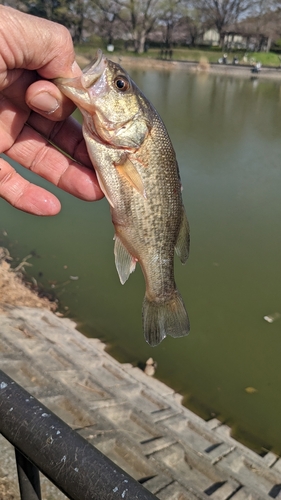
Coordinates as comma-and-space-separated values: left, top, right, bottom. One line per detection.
1, 250, 281, 499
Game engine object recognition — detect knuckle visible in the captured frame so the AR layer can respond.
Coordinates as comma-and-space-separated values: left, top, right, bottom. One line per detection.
54, 23, 73, 50
0, 162, 14, 186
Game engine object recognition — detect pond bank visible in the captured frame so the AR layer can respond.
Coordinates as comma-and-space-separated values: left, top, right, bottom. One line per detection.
75, 53, 281, 80
1, 251, 281, 499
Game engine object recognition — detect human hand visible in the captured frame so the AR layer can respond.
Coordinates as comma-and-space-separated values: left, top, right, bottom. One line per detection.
0, 6, 103, 216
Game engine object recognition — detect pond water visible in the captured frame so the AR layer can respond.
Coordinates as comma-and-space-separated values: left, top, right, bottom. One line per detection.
1, 68, 281, 454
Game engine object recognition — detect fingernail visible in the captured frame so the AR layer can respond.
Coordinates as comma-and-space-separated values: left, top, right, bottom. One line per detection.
29, 92, 59, 114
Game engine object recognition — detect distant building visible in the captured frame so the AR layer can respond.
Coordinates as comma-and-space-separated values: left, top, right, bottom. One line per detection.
203, 29, 245, 48
202, 29, 220, 46
202, 28, 270, 51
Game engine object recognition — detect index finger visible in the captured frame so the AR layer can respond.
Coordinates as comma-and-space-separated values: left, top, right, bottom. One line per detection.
0, 6, 81, 80
4, 121, 103, 202
0, 156, 61, 215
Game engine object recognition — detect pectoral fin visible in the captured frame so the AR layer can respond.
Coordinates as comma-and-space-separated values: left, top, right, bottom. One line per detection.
175, 209, 190, 264
114, 235, 137, 284
115, 157, 146, 198
95, 171, 115, 208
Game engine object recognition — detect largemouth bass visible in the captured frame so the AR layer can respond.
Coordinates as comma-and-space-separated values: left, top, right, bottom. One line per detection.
55, 50, 190, 346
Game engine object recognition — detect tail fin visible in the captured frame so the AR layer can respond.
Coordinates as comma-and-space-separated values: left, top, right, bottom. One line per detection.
142, 290, 190, 347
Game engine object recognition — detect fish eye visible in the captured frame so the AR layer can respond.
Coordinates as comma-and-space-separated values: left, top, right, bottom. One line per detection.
114, 76, 130, 92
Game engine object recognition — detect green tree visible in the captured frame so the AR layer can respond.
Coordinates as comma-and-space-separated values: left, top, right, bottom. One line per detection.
8, 0, 91, 43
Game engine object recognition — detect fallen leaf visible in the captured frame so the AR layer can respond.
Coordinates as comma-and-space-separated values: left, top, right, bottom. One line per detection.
245, 386, 258, 394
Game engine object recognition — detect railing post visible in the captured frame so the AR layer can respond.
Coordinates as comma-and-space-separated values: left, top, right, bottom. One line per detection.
15, 449, 42, 500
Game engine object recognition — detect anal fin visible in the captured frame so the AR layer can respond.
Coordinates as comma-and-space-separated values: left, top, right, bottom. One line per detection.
114, 235, 137, 284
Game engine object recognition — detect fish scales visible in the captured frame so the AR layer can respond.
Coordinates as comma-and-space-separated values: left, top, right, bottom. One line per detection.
54, 50, 190, 346
124, 116, 182, 296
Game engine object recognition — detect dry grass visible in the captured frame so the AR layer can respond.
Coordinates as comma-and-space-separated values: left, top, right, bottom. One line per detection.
0, 247, 56, 312
0, 475, 17, 500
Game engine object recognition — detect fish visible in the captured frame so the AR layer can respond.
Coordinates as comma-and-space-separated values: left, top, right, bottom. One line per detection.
54, 50, 190, 346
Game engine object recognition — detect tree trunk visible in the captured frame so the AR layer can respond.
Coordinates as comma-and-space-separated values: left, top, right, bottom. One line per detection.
257, 35, 265, 52
219, 31, 225, 48
266, 37, 272, 53
190, 34, 196, 47
135, 30, 146, 54
139, 33, 146, 53
74, 0, 84, 44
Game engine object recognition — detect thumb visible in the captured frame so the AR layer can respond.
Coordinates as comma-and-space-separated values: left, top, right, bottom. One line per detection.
26, 80, 77, 120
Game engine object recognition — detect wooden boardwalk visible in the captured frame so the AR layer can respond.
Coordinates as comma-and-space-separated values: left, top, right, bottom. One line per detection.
0, 305, 281, 499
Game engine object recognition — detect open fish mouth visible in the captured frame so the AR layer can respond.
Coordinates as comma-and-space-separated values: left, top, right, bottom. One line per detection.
53, 49, 107, 98
82, 49, 108, 88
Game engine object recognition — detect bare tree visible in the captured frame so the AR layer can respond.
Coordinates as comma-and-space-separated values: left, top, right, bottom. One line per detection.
233, 0, 281, 51
250, 0, 281, 50
178, 3, 206, 45
92, 0, 124, 46
157, 0, 185, 48
111, 0, 164, 53
192, 0, 253, 46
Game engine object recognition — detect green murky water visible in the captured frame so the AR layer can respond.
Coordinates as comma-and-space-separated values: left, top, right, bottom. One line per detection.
1, 68, 281, 454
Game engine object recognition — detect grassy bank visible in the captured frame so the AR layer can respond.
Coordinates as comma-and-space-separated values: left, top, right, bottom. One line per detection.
75, 43, 281, 68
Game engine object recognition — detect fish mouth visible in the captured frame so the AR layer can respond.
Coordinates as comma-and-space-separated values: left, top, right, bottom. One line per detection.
53, 49, 107, 101
82, 49, 107, 88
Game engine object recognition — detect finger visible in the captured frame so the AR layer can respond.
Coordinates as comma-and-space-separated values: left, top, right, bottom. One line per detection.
4, 122, 103, 201
26, 80, 76, 121
27, 112, 92, 169
0, 157, 61, 215
0, 89, 30, 152
0, 6, 81, 79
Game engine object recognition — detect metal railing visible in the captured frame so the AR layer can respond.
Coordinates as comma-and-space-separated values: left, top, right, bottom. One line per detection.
0, 369, 158, 500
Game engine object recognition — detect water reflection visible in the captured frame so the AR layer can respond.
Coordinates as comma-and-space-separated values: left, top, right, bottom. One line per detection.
1, 69, 281, 453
